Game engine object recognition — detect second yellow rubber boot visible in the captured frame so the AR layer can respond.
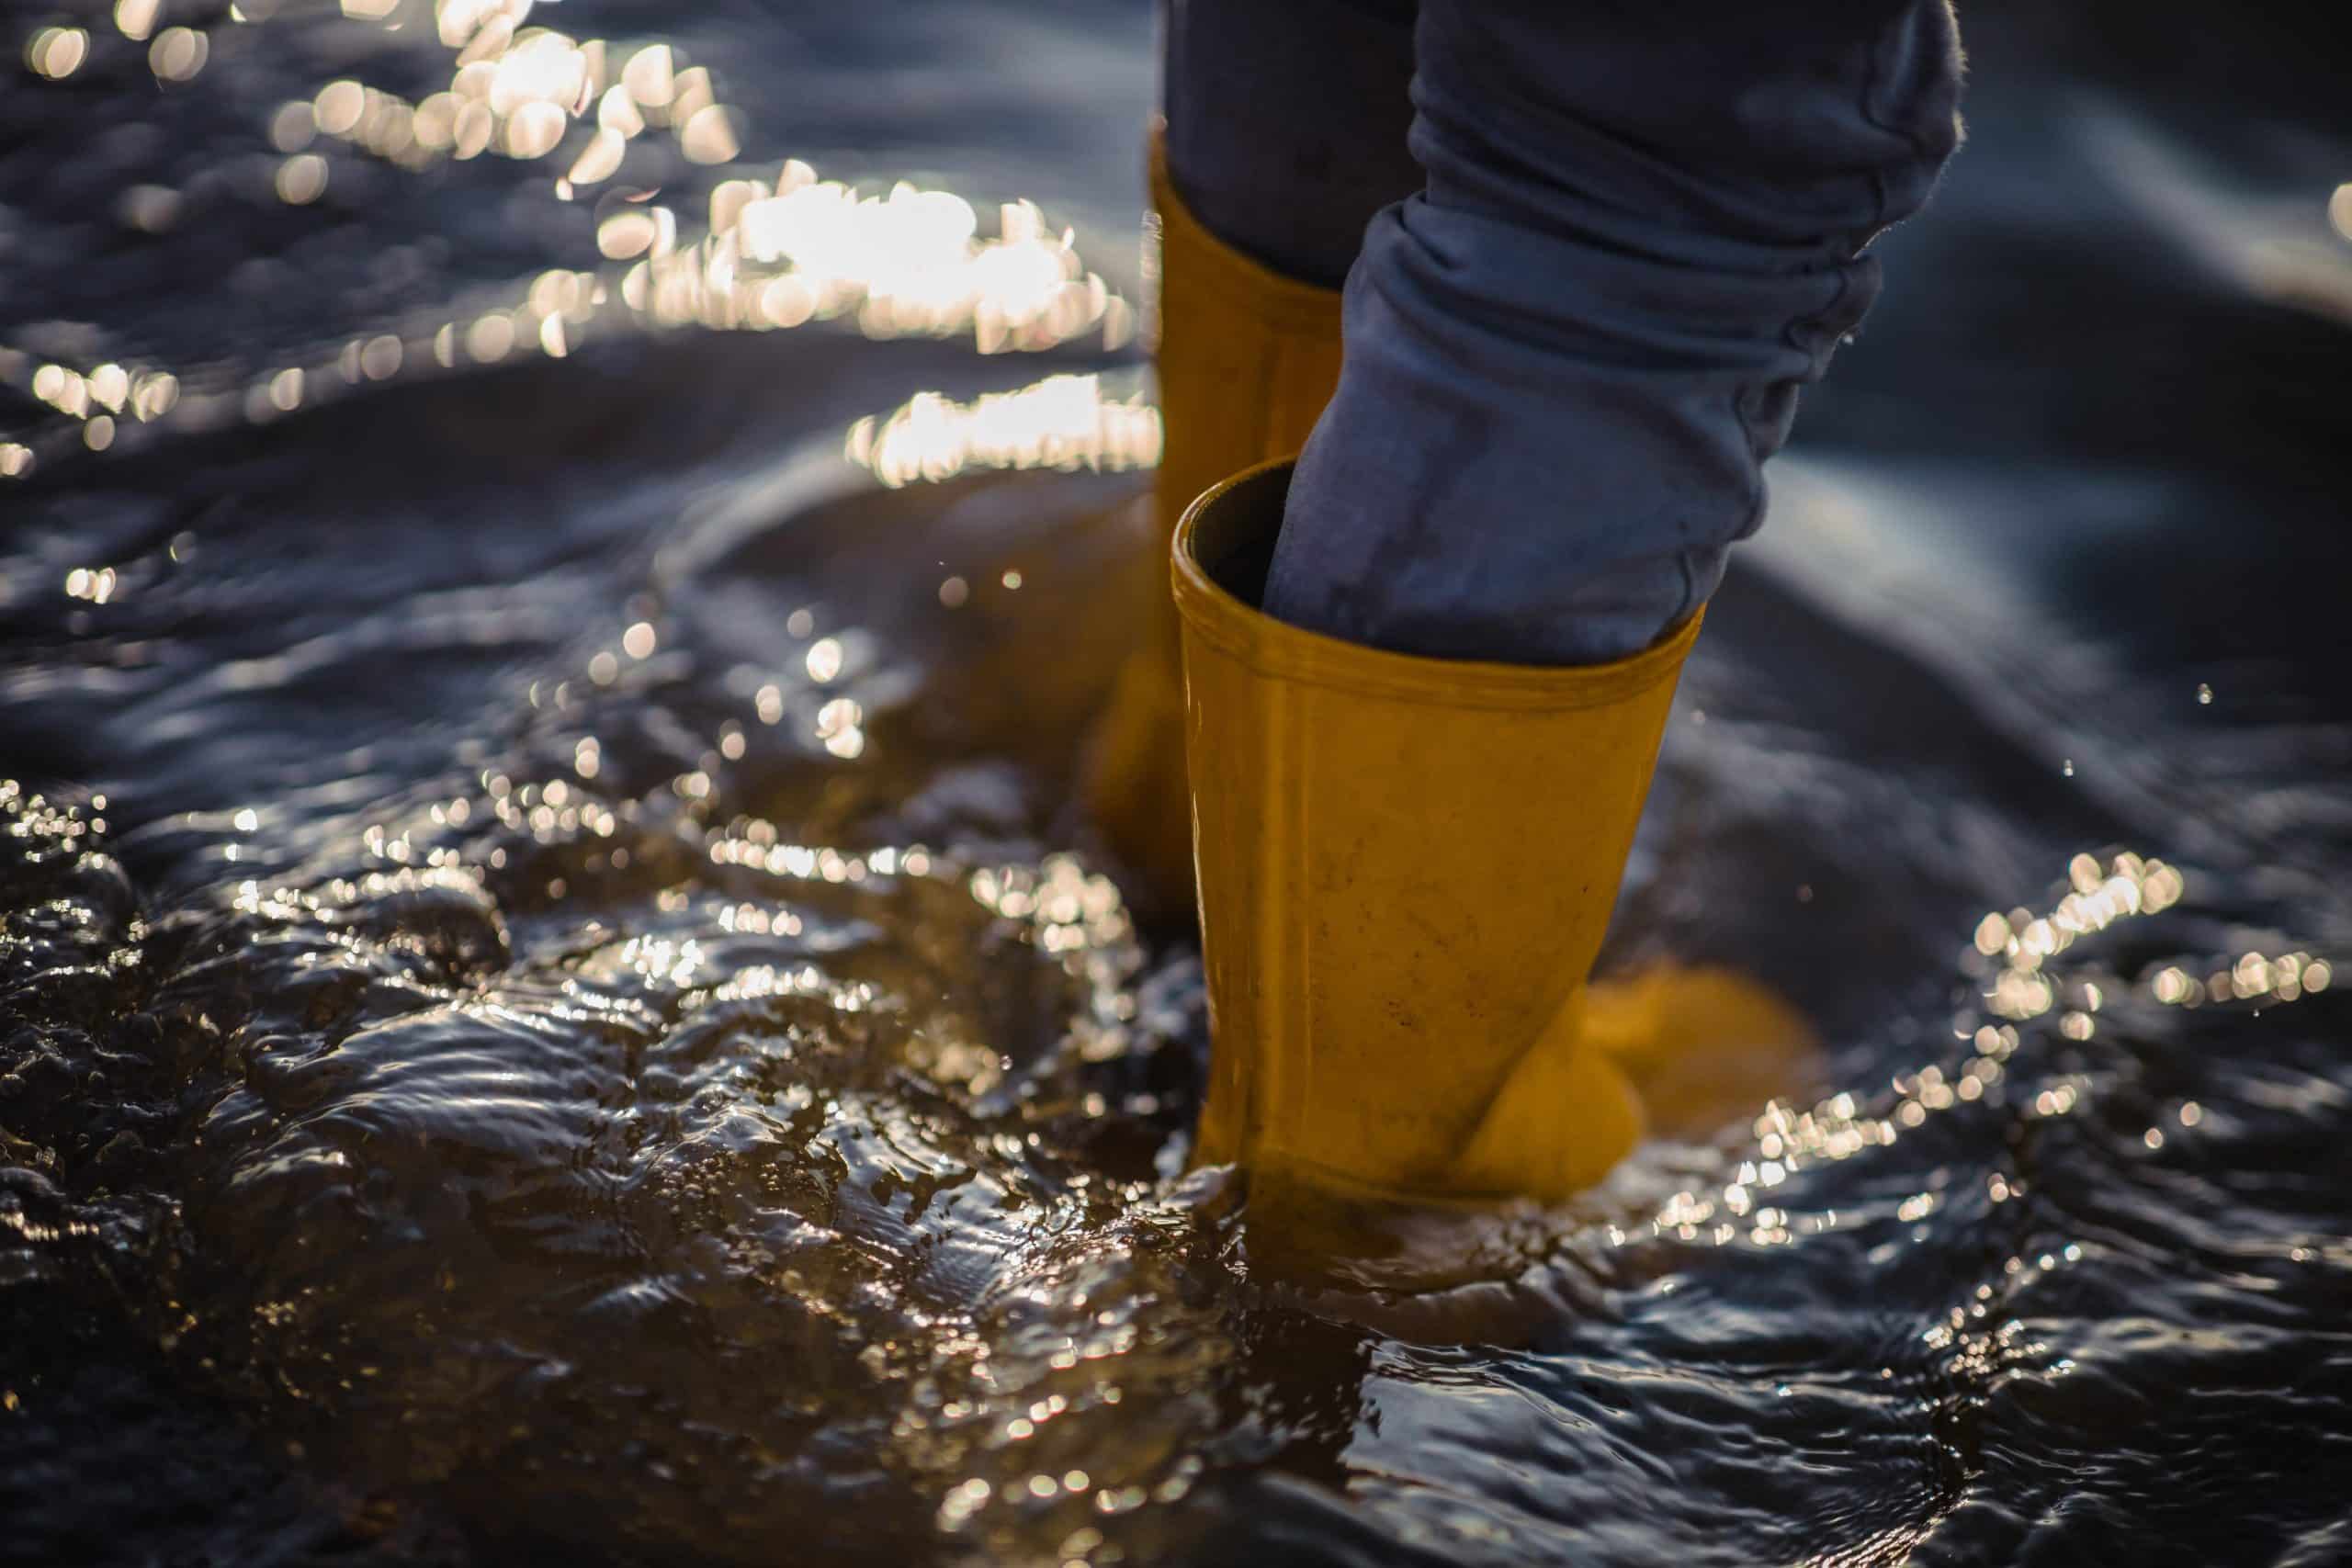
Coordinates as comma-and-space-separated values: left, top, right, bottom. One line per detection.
1082, 132, 1342, 903
1175, 461, 1802, 1206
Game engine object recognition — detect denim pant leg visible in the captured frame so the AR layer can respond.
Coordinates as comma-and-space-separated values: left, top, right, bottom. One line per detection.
1159, 0, 1419, 290
1262, 0, 1966, 664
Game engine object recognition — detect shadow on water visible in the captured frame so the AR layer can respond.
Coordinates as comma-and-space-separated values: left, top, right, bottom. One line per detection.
6, 1, 2352, 1564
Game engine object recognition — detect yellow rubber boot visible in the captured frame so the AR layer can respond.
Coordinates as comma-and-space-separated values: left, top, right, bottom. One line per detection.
1175, 460, 1809, 1206
1082, 132, 1342, 902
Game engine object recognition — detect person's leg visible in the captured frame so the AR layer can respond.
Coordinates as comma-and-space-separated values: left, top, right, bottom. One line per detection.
1173, 3, 1964, 1210
1263, 0, 1965, 663
1159, 0, 1420, 289
1086, 2, 1419, 898
1148, 0, 1419, 552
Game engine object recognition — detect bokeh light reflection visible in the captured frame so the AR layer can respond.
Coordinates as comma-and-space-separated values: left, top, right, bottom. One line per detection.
2, 1, 1145, 480
847, 375, 1161, 488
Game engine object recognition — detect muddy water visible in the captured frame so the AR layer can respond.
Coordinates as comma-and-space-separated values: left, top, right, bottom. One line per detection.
6, 3, 2352, 1564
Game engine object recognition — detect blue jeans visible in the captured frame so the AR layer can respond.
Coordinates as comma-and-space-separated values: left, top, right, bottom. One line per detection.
1163, 0, 1963, 663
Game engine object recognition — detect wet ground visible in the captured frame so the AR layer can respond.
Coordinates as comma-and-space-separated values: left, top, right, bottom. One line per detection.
6, 2, 2352, 1563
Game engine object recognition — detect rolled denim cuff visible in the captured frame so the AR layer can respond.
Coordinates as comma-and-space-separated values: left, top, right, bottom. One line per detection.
1265, 0, 1964, 663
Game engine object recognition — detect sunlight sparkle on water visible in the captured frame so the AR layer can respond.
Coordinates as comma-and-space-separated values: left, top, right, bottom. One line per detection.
149, 26, 208, 82
3, 0, 1143, 478
1645, 848, 2233, 1257
26, 27, 89, 80
115, 0, 163, 41
847, 375, 1162, 489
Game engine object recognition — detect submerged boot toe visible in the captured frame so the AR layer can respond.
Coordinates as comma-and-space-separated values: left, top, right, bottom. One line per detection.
1445, 1010, 1645, 1201
1583, 965, 1820, 1142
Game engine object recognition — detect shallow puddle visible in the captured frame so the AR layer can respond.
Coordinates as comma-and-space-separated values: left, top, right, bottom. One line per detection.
6, 3, 2352, 1563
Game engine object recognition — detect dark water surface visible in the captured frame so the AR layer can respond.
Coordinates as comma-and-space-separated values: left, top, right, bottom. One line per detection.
6, 3, 2352, 1563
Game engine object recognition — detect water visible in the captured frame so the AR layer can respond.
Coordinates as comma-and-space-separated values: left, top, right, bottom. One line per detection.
6, 2, 2352, 1563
